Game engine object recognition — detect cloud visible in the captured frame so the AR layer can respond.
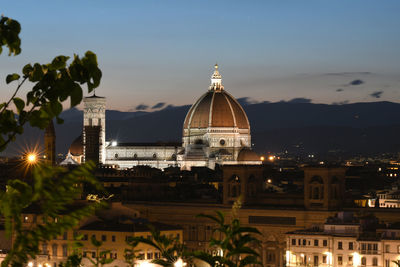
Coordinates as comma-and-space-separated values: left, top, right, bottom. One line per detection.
288, 98, 312, 104
135, 104, 149, 110
349, 79, 364, 86
332, 100, 349, 105
324, 72, 371, 76
336, 88, 344, 92
152, 102, 166, 109
370, 91, 383, 98
163, 104, 175, 110
237, 97, 258, 106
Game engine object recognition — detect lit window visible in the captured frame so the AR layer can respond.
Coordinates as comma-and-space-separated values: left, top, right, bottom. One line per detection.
338, 255, 343, 265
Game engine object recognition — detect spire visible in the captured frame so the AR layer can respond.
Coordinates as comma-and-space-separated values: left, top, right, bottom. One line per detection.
210, 63, 224, 91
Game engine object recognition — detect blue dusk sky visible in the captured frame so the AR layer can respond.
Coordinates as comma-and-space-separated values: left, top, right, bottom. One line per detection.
1, 0, 400, 111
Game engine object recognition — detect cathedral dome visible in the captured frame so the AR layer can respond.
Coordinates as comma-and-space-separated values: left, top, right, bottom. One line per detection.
183, 65, 250, 132
69, 135, 83, 156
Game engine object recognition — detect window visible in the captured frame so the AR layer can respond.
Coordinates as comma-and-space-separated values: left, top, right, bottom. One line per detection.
338, 256, 343, 265
314, 239, 319, 246
83, 234, 88, 241
314, 255, 319, 267
397, 245, 400, 253
386, 259, 390, 267
385, 244, 390, 253
91, 234, 96, 241
373, 243, 378, 251
348, 256, 353, 265
302, 239, 306, 246
147, 252, 153, 260
63, 232, 67, 240
92, 252, 96, 258
292, 239, 296, 245
373, 257, 378, 266
323, 255, 327, 264
112, 235, 116, 242
101, 235, 106, 242
338, 241, 343, 250
361, 257, 366, 266
42, 243, 48, 254
323, 240, 328, 246
349, 242, 353, 250
52, 244, 58, 257
298, 239, 301, 245
62, 244, 68, 257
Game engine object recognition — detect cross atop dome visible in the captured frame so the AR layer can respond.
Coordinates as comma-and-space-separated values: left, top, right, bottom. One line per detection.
210, 63, 224, 91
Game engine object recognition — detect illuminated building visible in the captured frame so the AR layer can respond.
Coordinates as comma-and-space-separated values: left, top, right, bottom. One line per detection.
66, 64, 261, 169
286, 212, 400, 267
19, 203, 182, 267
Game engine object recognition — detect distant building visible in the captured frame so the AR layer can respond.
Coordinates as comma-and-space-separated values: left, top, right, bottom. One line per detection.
286, 212, 400, 267
66, 65, 261, 170
15, 203, 182, 267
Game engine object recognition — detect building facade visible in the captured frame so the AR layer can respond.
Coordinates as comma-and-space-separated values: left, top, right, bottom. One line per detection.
66, 65, 261, 170
286, 213, 400, 267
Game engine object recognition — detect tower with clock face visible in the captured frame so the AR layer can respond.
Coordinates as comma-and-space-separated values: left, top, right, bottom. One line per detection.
83, 94, 106, 164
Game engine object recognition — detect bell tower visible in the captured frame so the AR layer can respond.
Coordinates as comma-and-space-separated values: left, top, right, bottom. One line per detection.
44, 120, 56, 165
83, 94, 106, 164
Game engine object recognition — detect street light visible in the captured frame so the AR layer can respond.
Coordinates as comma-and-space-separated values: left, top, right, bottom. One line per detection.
26, 153, 38, 165
174, 258, 186, 267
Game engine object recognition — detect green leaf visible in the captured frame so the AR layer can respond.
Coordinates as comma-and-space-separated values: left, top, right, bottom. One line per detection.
70, 84, 83, 107
12, 97, 25, 113
6, 73, 20, 84
22, 64, 33, 76
50, 55, 69, 70
30, 63, 44, 81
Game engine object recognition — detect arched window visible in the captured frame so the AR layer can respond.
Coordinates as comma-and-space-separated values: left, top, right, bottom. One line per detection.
372, 257, 378, 266
313, 187, 320, 199
361, 257, 366, 266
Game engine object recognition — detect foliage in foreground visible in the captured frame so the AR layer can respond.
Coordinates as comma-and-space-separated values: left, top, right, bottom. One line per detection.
194, 211, 262, 267
0, 15, 106, 267
132, 198, 262, 267
0, 163, 106, 267
130, 225, 190, 267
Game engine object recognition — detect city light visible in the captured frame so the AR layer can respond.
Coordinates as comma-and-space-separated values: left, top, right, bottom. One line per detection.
174, 258, 186, 267
260, 156, 265, 161
111, 141, 117, 147
28, 262, 33, 267
138, 261, 152, 267
27, 153, 37, 164
353, 252, 360, 266
286, 251, 290, 264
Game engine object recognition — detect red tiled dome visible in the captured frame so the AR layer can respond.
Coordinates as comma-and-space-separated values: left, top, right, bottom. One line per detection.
183, 90, 250, 131
69, 135, 83, 156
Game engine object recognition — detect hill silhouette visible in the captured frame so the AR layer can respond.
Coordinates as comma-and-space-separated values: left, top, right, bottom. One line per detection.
3, 101, 400, 157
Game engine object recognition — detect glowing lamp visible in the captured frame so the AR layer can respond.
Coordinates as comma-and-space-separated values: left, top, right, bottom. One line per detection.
268, 156, 275, 161
174, 259, 186, 267
27, 153, 37, 164
260, 156, 265, 161
111, 141, 117, 147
